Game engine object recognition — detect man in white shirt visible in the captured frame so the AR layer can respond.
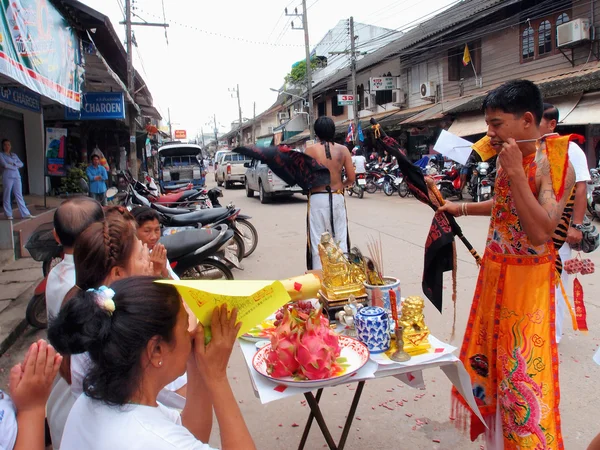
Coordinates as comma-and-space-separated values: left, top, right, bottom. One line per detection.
45, 197, 104, 449
540, 103, 591, 344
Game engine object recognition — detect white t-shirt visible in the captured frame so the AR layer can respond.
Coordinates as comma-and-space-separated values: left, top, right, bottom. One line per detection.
61, 395, 216, 450
45, 254, 76, 321
352, 155, 367, 174
568, 141, 591, 183
0, 390, 17, 450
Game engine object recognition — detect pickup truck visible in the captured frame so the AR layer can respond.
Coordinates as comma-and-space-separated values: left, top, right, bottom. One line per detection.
244, 159, 303, 203
216, 152, 252, 188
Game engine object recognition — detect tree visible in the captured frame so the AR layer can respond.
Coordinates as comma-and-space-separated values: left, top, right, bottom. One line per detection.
284, 58, 319, 86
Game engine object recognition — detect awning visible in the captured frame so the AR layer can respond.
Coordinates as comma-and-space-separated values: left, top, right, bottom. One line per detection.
447, 113, 487, 137
282, 129, 310, 145
559, 92, 600, 125
401, 95, 478, 125
256, 136, 273, 147
141, 105, 162, 120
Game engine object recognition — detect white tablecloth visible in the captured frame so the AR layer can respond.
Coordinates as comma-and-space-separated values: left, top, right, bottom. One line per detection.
238, 334, 484, 424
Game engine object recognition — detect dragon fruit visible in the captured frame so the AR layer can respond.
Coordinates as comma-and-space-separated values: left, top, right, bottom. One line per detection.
267, 304, 342, 381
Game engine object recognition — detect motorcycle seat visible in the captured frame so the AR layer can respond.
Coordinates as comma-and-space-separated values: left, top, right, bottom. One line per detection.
169, 208, 230, 226
159, 229, 219, 260
152, 203, 193, 216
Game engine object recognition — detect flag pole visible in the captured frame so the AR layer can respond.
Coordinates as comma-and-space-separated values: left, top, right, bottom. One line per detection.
470, 58, 479, 87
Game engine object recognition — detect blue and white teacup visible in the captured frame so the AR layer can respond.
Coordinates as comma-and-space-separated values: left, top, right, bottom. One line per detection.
354, 306, 391, 353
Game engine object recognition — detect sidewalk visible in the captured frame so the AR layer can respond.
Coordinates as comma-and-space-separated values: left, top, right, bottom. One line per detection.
0, 257, 43, 356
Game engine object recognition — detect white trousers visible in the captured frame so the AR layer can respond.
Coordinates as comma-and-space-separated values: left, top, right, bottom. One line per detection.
2, 175, 30, 218
555, 242, 571, 344
308, 193, 348, 270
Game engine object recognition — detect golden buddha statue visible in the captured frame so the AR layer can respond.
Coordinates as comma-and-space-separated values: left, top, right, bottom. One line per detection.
318, 232, 366, 301
398, 296, 431, 355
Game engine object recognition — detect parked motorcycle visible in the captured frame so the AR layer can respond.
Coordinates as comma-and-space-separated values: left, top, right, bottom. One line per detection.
24, 223, 64, 329
588, 168, 600, 220
436, 165, 463, 200
471, 161, 493, 202
160, 225, 238, 280
347, 173, 366, 198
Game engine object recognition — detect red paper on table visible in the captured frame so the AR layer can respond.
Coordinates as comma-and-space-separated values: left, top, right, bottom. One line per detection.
573, 278, 588, 332
389, 289, 398, 327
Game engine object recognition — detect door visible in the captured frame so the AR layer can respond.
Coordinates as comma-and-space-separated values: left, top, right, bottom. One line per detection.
0, 112, 27, 194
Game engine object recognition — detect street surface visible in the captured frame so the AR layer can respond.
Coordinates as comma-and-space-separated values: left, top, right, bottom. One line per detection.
1, 176, 599, 449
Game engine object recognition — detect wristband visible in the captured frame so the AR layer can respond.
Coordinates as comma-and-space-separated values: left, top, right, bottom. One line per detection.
571, 223, 584, 231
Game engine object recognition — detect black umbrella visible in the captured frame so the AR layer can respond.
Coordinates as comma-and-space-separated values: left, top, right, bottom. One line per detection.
370, 117, 481, 318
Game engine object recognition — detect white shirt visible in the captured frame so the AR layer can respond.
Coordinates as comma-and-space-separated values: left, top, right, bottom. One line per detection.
45, 254, 76, 321
0, 390, 17, 450
60, 395, 216, 450
568, 141, 591, 183
352, 155, 367, 174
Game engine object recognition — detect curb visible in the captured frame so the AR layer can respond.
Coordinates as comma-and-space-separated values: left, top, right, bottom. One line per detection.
0, 281, 40, 357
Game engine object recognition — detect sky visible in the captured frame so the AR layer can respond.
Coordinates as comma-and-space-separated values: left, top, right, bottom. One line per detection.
81, 0, 457, 139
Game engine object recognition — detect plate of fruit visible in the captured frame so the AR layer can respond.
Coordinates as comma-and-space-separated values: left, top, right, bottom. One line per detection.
252, 305, 370, 389
241, 300, 317, 342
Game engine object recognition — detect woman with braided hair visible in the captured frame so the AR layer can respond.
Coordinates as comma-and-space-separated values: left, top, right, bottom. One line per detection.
48, 215, 188, 448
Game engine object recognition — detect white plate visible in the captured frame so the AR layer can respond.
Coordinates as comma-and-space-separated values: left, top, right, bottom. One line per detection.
357, 179, 367, 186
252, 335, 370, 389
481, 186, 492, 194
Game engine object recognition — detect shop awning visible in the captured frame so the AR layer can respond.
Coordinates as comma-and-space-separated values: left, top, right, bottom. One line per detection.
282, 129, 310, 145
256, 136, 273, 147
401, 95, 477, 125
559, 92, 600, 125
447, 113, 487, 137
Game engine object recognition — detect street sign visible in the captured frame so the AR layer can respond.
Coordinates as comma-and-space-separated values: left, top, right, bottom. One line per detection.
337, 94, 355, 106
370, 77, 397, 91
174, 130, 187, 139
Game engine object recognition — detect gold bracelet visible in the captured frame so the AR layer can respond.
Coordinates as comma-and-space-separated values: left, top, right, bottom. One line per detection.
462, 203, 468, 217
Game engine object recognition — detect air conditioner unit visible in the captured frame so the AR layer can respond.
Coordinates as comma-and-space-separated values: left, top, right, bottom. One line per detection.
277, 112, 290, 121
557, 18, 591, 47
392, 89, 406, 105
420, 82, 436, 98
363, 92, 376, 110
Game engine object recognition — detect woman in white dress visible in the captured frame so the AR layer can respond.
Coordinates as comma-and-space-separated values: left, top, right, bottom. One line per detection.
49, 276, 254, 450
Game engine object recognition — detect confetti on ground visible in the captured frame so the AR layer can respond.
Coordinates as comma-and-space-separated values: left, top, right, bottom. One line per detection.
381, 403, 395, 411
405, 413, 413, 417
238, 400, 243, 404
356, 417, 361, 420
338, 426, 343, 429
386, 389, 394, 392
291, 423, 299, 427
278, 424, 282, 427
433, 439, 441, 443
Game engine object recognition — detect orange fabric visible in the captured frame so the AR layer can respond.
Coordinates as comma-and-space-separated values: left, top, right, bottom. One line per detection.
471, 136, 497, 162
452, 154, 563, 449
544, 135, 571, 201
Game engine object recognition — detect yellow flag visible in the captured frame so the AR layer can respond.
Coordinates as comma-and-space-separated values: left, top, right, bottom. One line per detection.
462, 44, 471, 66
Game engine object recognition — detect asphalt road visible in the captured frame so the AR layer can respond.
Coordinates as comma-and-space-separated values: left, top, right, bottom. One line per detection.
1, 176, 599, 449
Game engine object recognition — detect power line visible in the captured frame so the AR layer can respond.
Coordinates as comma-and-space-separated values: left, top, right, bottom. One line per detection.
134, 7, 304, 47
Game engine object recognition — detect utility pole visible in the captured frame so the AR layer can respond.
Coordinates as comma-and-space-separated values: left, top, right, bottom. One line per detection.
349, 17, 359, 143
200, 126, 206, 148
330, 18, 366, 144
230, 85, 243, 145
122, 0, 168, 180
252, 101, 256, 144
286, 2, 314, 140
168, 107, 173, 139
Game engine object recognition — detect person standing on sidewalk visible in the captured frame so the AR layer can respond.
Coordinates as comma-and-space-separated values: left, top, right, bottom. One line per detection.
539, 102, 591, 344
86, 155, 108, 206
0, 139, 32, 220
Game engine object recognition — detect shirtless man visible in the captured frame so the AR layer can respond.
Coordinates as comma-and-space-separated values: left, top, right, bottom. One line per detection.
304, 116, 355, 270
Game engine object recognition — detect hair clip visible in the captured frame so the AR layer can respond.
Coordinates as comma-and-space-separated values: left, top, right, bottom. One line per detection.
88, 286, 116, 316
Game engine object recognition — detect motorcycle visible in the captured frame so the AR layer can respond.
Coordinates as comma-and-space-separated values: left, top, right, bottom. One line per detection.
588, 168, 600, 220
347, 173, 366, 198
24, 223, 64, 329
160, 225, 238, 280
471, 161, 493, 202
123, 171, 210, 208
436, 165, 463, 200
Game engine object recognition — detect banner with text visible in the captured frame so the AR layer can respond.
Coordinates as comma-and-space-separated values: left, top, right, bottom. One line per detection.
45, 127, 67, 177
65, 92, 126, 120
0, 86, 41, 112
0, 0, 83, 109
370, 77, 398, 91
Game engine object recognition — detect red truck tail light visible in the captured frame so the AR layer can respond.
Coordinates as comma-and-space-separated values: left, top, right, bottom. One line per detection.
268, 169, 273, 183
227, 164, 231, 174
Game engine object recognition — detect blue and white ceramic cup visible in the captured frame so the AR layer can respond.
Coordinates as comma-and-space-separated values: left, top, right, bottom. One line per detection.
354, 306, 391, 353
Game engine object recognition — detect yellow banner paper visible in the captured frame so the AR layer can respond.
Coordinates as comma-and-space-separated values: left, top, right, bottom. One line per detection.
159, 280, 291, 338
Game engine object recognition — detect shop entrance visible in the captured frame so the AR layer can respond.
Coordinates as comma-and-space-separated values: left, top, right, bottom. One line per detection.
0, 109, 28, 194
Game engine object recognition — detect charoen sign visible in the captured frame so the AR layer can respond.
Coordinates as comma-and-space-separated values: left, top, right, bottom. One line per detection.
65, 92, 126, 120
0, 86, 41, 113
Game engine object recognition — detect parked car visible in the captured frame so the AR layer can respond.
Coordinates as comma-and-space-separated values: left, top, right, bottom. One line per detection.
213, 150, 228, 182
158, 143, 206, 189
216, 152, 252, 188
244, 159, 303, 203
